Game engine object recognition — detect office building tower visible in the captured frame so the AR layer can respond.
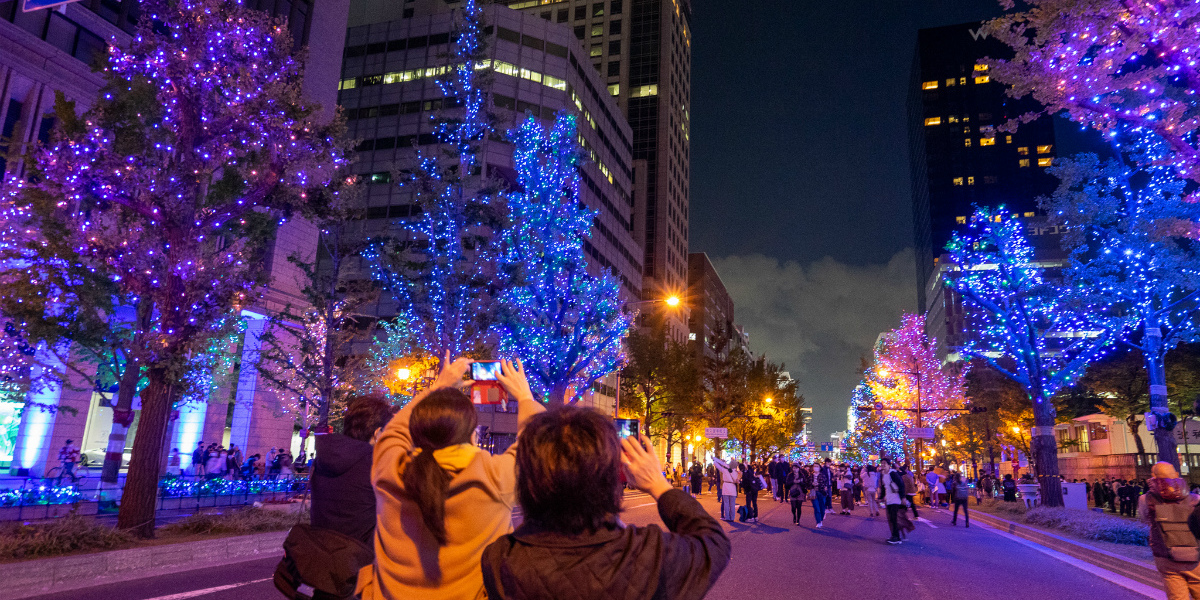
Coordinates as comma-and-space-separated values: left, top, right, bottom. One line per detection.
686, 252, 737, 363
339, 1, 640, 419
909, 21, 1059, 314
0, 0, 348, 474
499, 0, 691, 340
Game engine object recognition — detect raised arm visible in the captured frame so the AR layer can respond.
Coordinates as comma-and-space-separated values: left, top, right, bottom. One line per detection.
372, 356, 472, 486
495, 358, 546, 433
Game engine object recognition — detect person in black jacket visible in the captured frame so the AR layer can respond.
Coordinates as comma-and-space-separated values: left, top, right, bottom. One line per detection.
481, 407, 731, 600
310, 395, 394, 548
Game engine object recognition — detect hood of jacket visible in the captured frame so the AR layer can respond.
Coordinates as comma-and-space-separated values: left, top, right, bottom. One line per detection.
1150, 477, 1189, 502
314, 433, 373, 477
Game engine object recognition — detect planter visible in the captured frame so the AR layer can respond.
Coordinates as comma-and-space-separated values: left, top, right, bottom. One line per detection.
1016, 483, 1041, 508
0, 501, 97, 521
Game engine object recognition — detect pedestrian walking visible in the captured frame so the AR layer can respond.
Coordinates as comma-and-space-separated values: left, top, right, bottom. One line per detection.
880, 459, 906, 545
167, 448, 181, 476
813, 458, 834, 528
900, 464, 919, 518
838, 466, 854, 515
706, 462, 717, 492
356, 358, 545, 600
689, 460, 704, 499
480, 414, 731, 600
950, 473, 970, 527
1139, 462, 1200, 600
714, 457, 738, 521
192, 442, 206, 478
785, 463, 808, 525
862, 464, 881, 517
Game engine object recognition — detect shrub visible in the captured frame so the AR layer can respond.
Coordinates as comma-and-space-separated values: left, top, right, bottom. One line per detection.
0, 515, 134, 560
1022, 506, 1149, 546
160, 507, 308, 536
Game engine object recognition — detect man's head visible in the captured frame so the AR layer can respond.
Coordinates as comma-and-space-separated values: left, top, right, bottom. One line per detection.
516, 406, 623, 535
1152, 461, 1180, 480
65, 439, 73, 445
342, 394, 395, 442
824, 458, 831, 465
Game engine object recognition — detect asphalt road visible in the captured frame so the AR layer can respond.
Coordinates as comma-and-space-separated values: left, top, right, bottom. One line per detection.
33, 490, 1156, 600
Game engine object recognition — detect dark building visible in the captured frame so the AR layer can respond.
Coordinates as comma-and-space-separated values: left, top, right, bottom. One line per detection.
909, 21, 1060, 313
500, 0, 692, 341
686, 253, 735, 362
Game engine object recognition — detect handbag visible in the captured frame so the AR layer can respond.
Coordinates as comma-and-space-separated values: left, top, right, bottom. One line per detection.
274, 524, 374, 599
896, 509, 916, 534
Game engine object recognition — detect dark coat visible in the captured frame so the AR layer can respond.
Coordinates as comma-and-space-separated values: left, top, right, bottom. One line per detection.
310, 433, 376, 548
482, 490, 731, 600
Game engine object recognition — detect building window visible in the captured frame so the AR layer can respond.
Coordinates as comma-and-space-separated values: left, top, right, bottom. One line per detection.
974, 75, 990, 84
946, 78, 956, 86
1017, 146, 1029, 155
967, 176, 975, 185
964, 138, 972, 147
956, 216, 967, 224
953, 177, 964, 186
1019, 159, 1031, 167
557, 8, 568, 22
593, 2, 604, 17
590, 44, 602, 57
574, 25, 585, 39
1038, 157, 1053, 167
1024, 211, 1035, 217
609, 40, 620, 55
983, 176, 997, 184
922, 80, 939, 90
575, 6, 586, 19
591, 24, 603, 36
610, 0, 622, 14
607, 83, 620, 96
607, 61, 620, 76
963, 126, 971, 134
959, 77, 967, 85
947, 115, 959, 123
924, 116, 942, 126
974, 63, 988, 72
609, 20, 621, 35
980, 137, 995, 146
630, 84, 658, 97
1006, 135, 1012, 144
1037, 144, 1053, 154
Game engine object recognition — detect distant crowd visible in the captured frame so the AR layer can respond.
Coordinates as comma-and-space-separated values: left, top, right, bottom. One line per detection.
165, 442, 311, 479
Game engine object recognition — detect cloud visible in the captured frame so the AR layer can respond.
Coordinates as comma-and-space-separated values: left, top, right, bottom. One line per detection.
710, 249, 917, 440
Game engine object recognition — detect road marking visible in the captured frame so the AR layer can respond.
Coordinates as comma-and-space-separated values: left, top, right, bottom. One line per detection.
142, 578, 272, 600
916, 517, 937, 529
624, 501, 658, 510
973, 520, 1165, 600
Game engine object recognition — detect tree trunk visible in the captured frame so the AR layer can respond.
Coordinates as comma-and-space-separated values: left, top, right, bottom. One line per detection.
546, 381, 569, 407
116, 367, 174, 538
1128, 417, 1147, 456
101, 303, 152, 483
1031, 392, 1063, 507
1144, 337, 1179, 467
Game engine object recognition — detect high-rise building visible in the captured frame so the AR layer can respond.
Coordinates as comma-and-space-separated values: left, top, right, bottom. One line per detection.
0, 0, 349, 475
686, 252, 735, 362
498, 0, 691, 340
909, 21, 1059, 313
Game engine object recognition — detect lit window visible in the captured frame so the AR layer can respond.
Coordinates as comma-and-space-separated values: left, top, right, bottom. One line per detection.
590, 44, 602, 57
974, 75, 990, 84
924, 116, 942, 126
1038, 157, 1053, 167
1019, 159, 1031, 167
967, 176, 975, 185
1037, 144, 1053, 154
963, 126, 971, 134
591, 24, 603, 36
1006, 135, 1012, 144
607, 83, 619, 96
922, 80, 939, 90
974, 63, 989, 72
1017, 146, 1029, 155
630, 84, 658, 98
963, 116, 970, 122
980, 137, 995, 146
953, 177, 964, 186
964, 138, 972, 147
947, 115, 959, 123
1024, 212, 1035, 218
956, 216, 967, 224
993, 215, 1003, 223
946, 78, 956, 86
959, 77, 966, 85
688, 333, 697, 341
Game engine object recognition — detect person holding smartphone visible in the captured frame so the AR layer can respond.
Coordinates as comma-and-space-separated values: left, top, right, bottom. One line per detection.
357, 356, 544, 600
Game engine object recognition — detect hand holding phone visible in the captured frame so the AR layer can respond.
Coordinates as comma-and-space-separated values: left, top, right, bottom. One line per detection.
614, 418, 639, 439
470, 361, 502, 381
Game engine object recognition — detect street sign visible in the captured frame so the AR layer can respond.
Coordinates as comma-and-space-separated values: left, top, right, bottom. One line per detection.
868, 454, 879, 461
704, 427, 728, 439
819, 443, 834, 452
907, 427, 935, 439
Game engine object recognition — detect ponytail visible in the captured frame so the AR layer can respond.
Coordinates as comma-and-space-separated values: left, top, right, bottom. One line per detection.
400, 387, 477, 546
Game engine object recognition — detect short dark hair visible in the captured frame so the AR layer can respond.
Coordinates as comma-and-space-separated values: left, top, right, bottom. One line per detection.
342, 395, 395, 442
516, 406, 622, 535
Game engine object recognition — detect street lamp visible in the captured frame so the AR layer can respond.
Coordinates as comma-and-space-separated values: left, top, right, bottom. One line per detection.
615, 295, 684, 419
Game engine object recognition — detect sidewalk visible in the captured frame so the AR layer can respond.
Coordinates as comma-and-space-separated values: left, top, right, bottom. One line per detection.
4, 529, 288, 599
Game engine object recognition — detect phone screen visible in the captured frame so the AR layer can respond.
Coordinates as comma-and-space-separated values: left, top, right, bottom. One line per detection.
471, 361, 502, 381
614, 418, 639, 439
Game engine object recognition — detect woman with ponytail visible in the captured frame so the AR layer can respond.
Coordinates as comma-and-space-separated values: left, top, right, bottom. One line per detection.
357, 357, 543, 600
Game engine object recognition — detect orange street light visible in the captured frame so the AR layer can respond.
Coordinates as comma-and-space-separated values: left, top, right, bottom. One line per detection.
395, 367, 412, 381
665, 295, 681, 307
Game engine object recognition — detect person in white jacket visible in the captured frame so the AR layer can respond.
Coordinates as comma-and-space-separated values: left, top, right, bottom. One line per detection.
713, 458, 739, 521
862, 464, 881, 517
880, 458, 906, 545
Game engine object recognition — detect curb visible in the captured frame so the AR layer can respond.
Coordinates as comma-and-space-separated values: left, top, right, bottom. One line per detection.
969, 510, 1162, 591
4, 530, 288, 599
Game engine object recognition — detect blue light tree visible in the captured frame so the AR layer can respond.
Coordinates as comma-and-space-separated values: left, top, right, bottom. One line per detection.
495, 113, 631, 406
946, 206, 1119, 506
1045, 130, 1200, 467
365, 0, 503, 363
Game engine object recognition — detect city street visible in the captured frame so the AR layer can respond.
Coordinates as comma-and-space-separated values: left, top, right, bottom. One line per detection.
28, 490, 1159, 600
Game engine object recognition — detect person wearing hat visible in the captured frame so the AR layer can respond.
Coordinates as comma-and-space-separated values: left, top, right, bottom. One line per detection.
1138, 462, 1200, 600
56, 439, 80, 485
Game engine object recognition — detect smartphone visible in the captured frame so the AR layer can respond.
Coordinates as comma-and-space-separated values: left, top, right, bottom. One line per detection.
470, 361, 502, 381
614, 418, 639, 439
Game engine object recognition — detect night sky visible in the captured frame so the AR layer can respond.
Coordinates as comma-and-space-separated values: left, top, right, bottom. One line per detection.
689, 0, 1004, 440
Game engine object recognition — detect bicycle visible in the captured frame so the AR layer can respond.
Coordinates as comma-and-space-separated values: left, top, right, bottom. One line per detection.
44, 461, 91, 487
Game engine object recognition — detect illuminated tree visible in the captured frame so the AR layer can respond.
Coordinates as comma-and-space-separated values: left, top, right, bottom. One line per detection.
365, 0, 503, 362
866, 314, 968, 428
984, 0, 1200, 188
495, 113, 631, 406
946, 206, 1118, 505
1046, 134, 1200, 466
618, 327, 699, 448
0, 0, 343, 536
850, 379, 906, 461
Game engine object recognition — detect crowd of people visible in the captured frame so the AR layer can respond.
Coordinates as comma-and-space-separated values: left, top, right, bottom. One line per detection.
287, 357, 730, 600
165, 441, 310, 480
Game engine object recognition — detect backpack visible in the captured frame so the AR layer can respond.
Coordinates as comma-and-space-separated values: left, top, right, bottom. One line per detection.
274, 524, 373, 600
737, 505, 750, 522
1003, 479, 1017, 491
1152, 499, 1200, 562
789, 478, 805, 500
